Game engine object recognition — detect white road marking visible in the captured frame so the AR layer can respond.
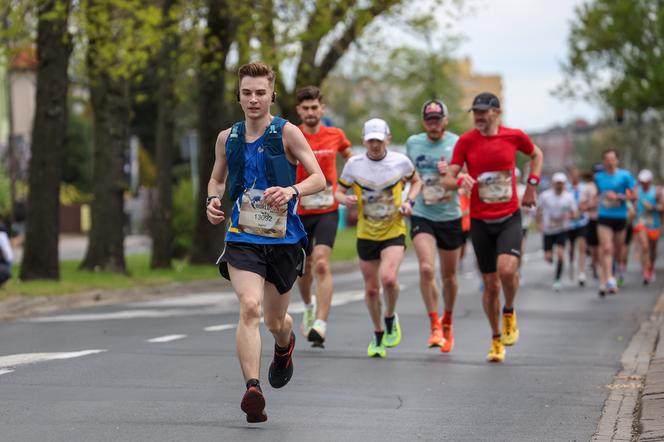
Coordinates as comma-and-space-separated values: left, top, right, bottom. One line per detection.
147, 334, 187, 343
128, 293, 236, 308
0, 350, 107, 373
25, 307, 229, 322
205, 324, 237, 332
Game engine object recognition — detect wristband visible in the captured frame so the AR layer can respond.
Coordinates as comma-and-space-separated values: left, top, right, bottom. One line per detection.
290, 185, 300, 199
206, 195, 221, 206
527, 174, 540, 186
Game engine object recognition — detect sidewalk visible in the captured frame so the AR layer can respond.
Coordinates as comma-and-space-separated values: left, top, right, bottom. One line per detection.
640, 292, 664, 441
12, 234, 152, 262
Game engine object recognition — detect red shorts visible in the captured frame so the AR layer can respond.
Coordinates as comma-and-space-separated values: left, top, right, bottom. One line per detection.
634, 224, 661, 241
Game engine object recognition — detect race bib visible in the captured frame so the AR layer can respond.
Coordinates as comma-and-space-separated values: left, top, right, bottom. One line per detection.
422, 174, 451, 205
477, 170, 513, 203
300, 184, 335, 210
362, 188, 396, 221
549, 216, 565, 230
602, 194, 621, 209
238, 188, 287, 238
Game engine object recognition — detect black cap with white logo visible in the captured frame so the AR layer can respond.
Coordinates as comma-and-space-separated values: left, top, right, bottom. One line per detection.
468, 92, 501, 112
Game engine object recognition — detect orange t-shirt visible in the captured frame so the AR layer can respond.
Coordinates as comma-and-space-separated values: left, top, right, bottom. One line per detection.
459, 192, 471, 232
296, 125, 352, 215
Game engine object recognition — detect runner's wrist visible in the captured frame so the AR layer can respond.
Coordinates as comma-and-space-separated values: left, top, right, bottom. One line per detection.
527, 174, 540, 187
206, 195, 221, 206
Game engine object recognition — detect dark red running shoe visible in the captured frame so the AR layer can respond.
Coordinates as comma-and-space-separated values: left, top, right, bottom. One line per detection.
240, 386, 267, 423
268, 331, 295, 388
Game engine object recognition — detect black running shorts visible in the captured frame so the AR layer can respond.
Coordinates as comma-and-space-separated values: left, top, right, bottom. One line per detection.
597, 217, 627, 233
625, 223, 634, 245
357, 235, 405, 261
567, 225, 588, 244
217, 242, 305, 294
300, 211, 339, 256
410, 216, 463, 251
586, 219, 599, 246
543, 231, 568, 252
470, 211, 522, 274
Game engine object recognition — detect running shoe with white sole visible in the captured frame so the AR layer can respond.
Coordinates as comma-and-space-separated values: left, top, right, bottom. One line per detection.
578, 272, 586, 287
307, 319, 326, 348
553, 280, 562, 292
607, 277, 618, 294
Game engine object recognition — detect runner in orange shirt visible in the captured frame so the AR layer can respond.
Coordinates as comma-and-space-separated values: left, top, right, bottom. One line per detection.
295, 86, 352, 348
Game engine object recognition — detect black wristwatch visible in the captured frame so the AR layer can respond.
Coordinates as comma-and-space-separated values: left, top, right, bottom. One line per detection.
206, 195, 221, 206
406, 198, 416, 206
290, 185, 300, 200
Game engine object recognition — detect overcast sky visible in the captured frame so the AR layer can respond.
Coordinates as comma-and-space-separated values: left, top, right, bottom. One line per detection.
446, 0, 603, 132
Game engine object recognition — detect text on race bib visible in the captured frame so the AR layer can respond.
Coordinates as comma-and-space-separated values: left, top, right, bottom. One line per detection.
477, 170, 513, 203
362, 188, 397, 221
238, 188, 287, 238
422, 173, 451, 205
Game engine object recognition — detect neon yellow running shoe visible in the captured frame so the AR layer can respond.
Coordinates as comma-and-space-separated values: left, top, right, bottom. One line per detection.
486, 338, 505, 363
383, 313, 401, 348
300, 306, 315, 337
367, 337, 386, 358
501, 312, 519, 346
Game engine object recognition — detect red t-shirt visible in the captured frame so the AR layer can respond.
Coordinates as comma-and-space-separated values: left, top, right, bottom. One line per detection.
451, 126, 535, 220
296, 125, 352, 215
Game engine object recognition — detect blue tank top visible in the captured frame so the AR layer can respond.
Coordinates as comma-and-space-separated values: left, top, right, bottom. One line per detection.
225, 135, 307, 246
637, 186, 661, 229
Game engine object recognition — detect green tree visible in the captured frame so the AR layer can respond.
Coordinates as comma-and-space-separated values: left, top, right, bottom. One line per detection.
20, 0, 73, 281
561, 0, 664, 114
78, 0, 161, 273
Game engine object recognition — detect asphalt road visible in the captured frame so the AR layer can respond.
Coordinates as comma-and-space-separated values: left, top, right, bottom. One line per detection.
0, 234, 661, 442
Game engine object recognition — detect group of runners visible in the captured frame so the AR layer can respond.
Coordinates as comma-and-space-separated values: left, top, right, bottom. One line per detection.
204, 61, 659, 423
537, 152, 663, 295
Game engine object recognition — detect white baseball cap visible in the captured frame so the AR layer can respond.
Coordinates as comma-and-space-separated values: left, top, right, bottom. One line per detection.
362, 118, 390, 141
638, 169, 653, 182
552, 172, 567, 183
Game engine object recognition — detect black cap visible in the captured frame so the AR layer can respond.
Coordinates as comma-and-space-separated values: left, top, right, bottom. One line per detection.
422, 99, 447, 120
469, 92, 501, 112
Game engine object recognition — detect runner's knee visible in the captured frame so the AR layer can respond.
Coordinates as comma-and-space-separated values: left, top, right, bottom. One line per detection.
419, 262, 435, 281
239, 297, 261, 323
264, 314, 286, 334
313, 258, 330, 277
365, 287, 380, 298
381, 274, 398, 291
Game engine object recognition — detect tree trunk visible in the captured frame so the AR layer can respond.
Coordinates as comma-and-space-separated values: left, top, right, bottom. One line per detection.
20, 0, 72, 281
189, 0, 236, 264
150, 0, 179, 269
80, 36, 129, 273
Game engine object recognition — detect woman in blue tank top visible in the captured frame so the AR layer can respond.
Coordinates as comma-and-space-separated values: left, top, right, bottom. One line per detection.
634, 169, 663, 284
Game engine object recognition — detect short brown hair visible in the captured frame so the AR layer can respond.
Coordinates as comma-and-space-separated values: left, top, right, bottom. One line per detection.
296, 86, 323, 104
238, 61, 276, 87
602, 148, 619, 159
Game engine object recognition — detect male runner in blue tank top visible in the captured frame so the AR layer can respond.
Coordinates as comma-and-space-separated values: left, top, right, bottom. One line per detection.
206, 62, 325, 423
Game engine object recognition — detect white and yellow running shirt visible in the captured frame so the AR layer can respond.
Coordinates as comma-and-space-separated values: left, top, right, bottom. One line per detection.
338, 151, 415, 241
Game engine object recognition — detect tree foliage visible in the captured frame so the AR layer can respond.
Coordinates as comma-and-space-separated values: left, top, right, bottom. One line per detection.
560, 0, 664, 113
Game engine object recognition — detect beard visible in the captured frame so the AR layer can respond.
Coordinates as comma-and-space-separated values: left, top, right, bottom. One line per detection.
304, 117, 320, 127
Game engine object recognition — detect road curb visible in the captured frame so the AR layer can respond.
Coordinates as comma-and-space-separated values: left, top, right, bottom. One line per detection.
592, 288, 664, 442
0, 259, 360, 321
639, 291, 664, 441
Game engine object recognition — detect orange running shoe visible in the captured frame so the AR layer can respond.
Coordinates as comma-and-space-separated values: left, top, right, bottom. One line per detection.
427, 325, 444, 348
440, 323, 454, 353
